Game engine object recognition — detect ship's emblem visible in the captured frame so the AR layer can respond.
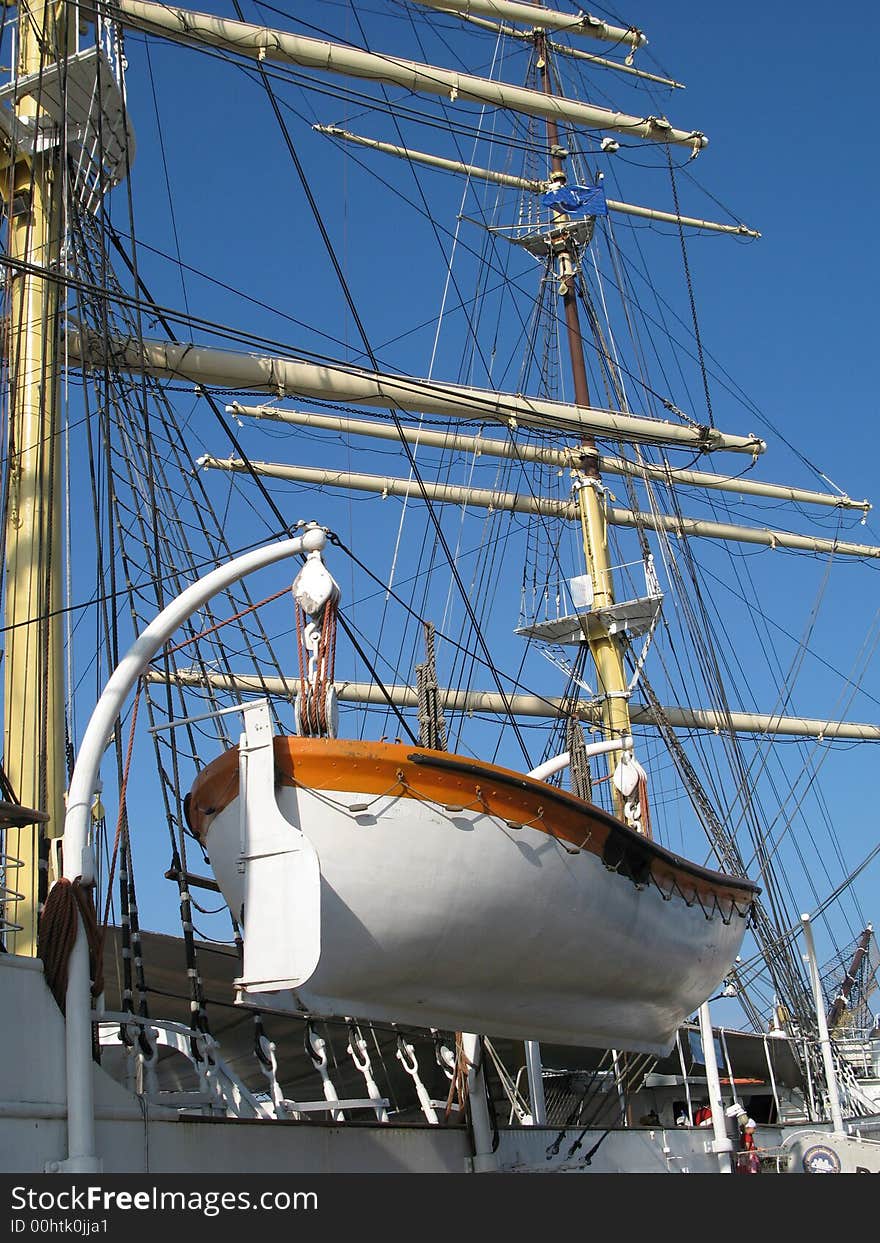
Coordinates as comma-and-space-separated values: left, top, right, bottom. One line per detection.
802, 1144, 842, 1174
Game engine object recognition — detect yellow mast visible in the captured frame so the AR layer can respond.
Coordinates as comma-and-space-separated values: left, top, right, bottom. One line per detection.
2, 0, 70, 954
536, 31, 635, 821
574, 466, 634, 760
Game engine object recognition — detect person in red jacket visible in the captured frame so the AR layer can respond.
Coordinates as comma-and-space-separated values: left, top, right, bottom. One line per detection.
738, 1117, 761, 1173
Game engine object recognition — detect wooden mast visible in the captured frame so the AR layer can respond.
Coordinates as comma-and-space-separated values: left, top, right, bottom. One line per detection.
535, 28, 634, 818
2, 0, 70, 954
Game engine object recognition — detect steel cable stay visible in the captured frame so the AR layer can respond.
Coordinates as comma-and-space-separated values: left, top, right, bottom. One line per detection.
544, 1047, 619, 1151
353, 0, 522, 385
543, 1048, 656, 1162
661, 503, 878, 967
747, 734, 880, 924
589, 193, 715, 425
684, 554, 880, 713
108, 32, 216, 1013
442, 261, 594, 764
143, 36, 192, 323
667, 544, 877, 952
381, 241, 521, 745
636, 476, 793, 858
326, 526, 619, 735
663, 143, 713, 427
604, 205, 703, 432
374, 78, 496, 723
735, 605, 880, 898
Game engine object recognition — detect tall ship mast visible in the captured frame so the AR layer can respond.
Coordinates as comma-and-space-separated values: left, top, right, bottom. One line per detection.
2, 0, 72, 957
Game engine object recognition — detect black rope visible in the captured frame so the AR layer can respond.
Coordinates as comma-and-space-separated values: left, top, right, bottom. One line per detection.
567, 1126, 612, 1165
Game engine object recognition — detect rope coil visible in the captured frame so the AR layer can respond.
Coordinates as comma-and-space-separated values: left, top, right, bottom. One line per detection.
38, 876, 104, 1016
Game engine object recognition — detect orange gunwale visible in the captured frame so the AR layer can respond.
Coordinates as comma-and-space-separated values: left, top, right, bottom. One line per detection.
186, 737, 759, 916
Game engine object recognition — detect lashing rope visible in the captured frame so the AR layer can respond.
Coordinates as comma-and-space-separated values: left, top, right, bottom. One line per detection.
39, 877, 104, 1060
445, 1033, 471, 1121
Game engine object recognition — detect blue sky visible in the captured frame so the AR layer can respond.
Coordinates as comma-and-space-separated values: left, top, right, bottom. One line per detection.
72, 1, 880, 1027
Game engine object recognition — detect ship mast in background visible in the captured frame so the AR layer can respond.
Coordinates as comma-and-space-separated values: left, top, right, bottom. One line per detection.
2, 0, 70, 955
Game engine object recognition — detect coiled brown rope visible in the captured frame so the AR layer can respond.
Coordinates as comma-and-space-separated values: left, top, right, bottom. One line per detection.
38, 877, 104, 1016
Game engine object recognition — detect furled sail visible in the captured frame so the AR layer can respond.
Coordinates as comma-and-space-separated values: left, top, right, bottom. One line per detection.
67, 330, 763, 452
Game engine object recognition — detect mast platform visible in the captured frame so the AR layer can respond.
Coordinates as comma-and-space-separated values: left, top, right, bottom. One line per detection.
516, 592, 663, 645
0, 45, 134, 209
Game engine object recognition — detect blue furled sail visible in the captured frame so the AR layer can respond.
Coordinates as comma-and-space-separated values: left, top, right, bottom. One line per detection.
540, 183, 608, 216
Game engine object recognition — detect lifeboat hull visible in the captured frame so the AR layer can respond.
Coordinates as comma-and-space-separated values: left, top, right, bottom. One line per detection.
189, 738, 757, 1055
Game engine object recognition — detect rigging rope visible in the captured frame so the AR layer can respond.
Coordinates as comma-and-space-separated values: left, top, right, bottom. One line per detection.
664, 145, 714, 428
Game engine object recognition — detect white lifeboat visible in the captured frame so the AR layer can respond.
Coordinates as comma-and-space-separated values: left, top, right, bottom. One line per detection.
185, 701, 758, 1056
